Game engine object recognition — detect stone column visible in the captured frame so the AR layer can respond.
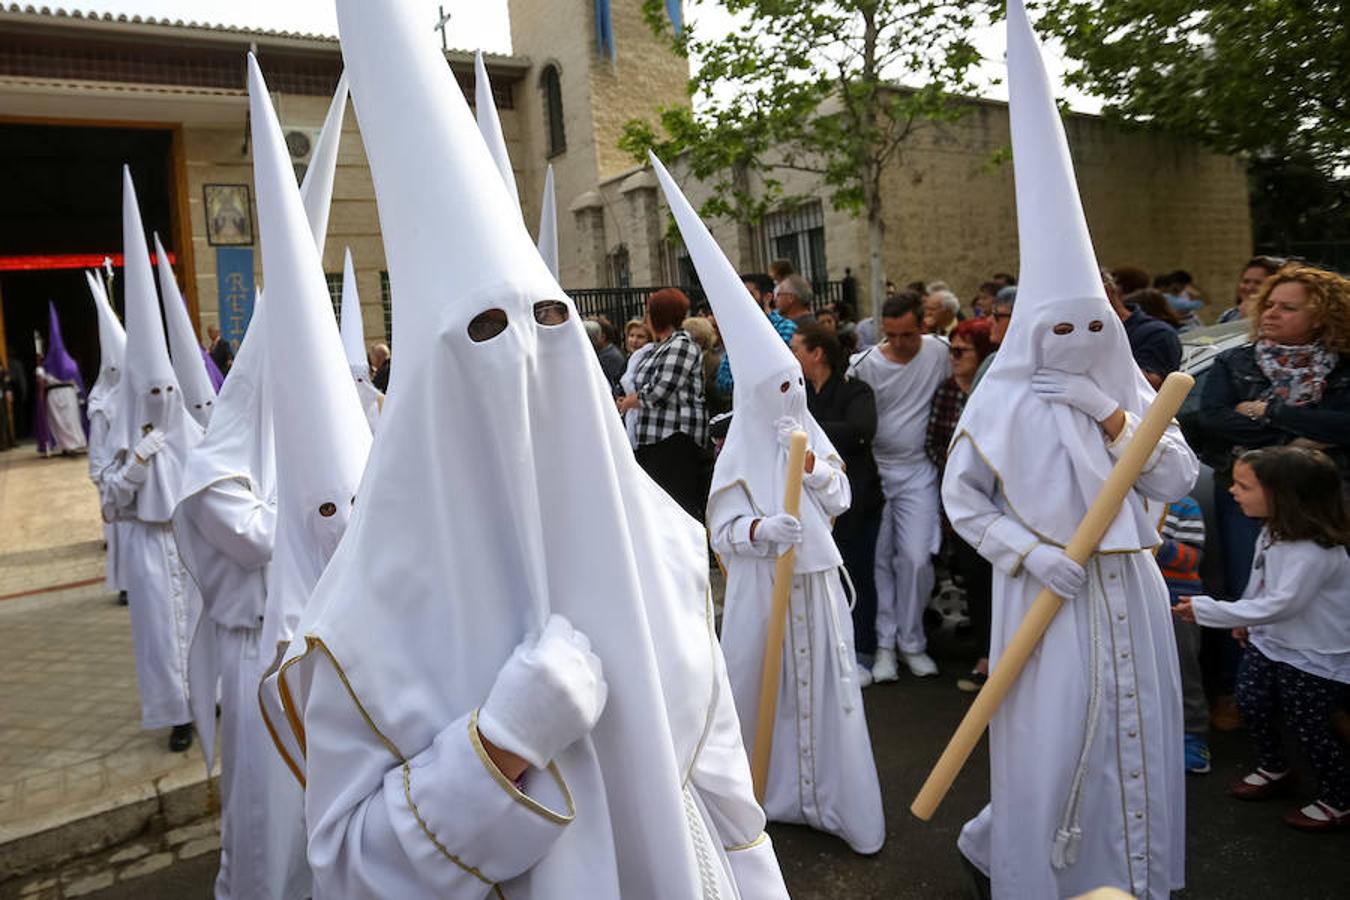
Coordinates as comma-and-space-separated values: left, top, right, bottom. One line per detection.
620, 170, 665, 285
569, 190, 607, 287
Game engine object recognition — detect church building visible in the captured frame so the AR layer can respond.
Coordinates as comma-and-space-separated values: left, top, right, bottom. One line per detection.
0, 1, 1250, 391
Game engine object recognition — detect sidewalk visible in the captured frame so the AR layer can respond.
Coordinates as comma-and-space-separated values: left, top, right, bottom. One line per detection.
0, 446, 216, 896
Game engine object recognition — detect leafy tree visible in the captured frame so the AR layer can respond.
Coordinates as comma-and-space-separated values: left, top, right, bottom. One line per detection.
1038, 0, 1350, 252
622, 1, 988, 320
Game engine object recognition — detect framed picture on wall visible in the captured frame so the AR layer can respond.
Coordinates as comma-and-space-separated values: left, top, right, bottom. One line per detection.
203, 183, 254, 246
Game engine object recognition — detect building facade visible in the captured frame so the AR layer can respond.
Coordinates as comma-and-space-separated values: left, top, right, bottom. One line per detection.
0, 1, 1250, 386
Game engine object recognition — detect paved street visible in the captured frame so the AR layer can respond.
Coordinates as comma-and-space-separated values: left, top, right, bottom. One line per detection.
1, 443, 1346, 898
78, 649, 1350, 899
0, 449, 208, 853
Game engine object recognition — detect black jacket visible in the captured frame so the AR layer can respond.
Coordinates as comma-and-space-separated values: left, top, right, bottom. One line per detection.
372, 359, 391, 393
806, 372, 883, 534
1191, 344, 1350, 485
209, 339, 234, 375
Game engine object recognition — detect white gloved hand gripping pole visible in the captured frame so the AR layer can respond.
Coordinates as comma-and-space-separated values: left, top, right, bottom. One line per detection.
911, 372, 1194, 821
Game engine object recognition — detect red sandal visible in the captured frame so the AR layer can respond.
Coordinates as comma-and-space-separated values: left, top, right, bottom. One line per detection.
1284, 801, 1350, 832
1229, 768, 1297, 801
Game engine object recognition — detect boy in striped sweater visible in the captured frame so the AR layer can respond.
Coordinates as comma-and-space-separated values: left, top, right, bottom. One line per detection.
1158, 495, 1211, 773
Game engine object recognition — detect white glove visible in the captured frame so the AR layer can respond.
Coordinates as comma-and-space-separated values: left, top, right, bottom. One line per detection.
754, 513, 803, 546
134, 429, 167, 463
1031, 370, 1117, 422
775, 416, 805, 451
1023, 544, 1086, 599
476, 615, 607, 770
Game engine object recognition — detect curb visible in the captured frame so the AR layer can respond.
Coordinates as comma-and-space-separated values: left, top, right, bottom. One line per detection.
0, 768, 218, 897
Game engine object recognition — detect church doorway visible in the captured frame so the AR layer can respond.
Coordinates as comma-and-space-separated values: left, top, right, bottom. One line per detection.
0, 120, 188, 441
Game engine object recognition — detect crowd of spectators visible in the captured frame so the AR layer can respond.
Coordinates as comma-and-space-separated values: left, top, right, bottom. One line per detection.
583, 255, 1349, 757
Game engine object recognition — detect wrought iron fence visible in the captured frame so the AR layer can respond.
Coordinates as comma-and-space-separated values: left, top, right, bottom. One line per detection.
565, 279, 852, 327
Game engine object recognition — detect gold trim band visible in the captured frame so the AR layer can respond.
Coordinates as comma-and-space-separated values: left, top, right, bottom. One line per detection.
467, 710, 576, 826
725, 833, 768, 853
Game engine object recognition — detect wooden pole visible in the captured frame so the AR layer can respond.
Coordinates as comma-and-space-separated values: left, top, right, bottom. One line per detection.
751, 430, 809, 803
910, 372, 1194, 821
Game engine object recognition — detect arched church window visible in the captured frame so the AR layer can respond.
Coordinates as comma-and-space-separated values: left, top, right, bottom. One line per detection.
541, 64, 566, 157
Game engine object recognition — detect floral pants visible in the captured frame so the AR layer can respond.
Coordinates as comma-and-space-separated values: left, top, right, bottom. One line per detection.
1236, 645, 1349, 809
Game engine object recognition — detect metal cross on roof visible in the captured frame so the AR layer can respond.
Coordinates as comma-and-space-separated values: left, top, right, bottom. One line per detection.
434, 4, 452, 51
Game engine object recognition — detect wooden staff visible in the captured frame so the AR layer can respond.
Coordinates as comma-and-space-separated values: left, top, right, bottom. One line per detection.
751, 430, 808, 803
910, 371, 1194, 821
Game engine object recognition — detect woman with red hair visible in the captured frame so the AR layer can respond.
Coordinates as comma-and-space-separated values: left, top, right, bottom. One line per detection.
618, 288, 710, 518
925, 317, 995, 691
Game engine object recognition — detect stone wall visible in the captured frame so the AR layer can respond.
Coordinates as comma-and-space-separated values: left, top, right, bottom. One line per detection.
512, 0, 690, 288
182, 77, 530, 348
880, 99, 1252, 315
182, 92, 388, 345
591, 95, 1252, 318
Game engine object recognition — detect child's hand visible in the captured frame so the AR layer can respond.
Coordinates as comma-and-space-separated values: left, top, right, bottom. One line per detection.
1232, 627, 1249, 648
1172, 599, 1196, 623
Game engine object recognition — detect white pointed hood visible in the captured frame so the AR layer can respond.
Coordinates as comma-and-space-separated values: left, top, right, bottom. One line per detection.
299, 72, 349, 255
248, 55, 373, 654
537, 163, 559, 278
177, 293, 276, 512
271, 4, 724, 894
337, 248, 368, 377
155, 234, 217, 427
338, 247, 383, 432
474, 50, 520, 209
950, 0, 1161, 550
86, 269, 125, 421
651, 153, 842, 572
120, 166, 203, 522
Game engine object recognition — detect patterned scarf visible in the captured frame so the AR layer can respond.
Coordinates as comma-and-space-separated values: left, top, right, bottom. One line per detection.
1255, 339, 1338, 406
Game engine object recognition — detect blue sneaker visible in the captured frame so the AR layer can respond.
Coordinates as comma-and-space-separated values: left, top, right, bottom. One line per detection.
1184, 734, 1211, 774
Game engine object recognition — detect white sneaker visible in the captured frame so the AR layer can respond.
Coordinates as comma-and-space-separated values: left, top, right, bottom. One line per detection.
857, 666, 874, 689
903, 651, 939, 678
871, 647, 900, 683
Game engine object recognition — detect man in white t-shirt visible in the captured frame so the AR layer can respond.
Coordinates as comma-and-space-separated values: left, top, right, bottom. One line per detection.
848, 292, 951, 680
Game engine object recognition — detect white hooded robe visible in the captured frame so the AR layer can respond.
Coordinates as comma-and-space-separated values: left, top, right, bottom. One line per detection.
650, 155, 885, 855
103, 167, 203, 730
261, 5, 788, 897
947, 5, 1197, 897
86, 270, 131, 592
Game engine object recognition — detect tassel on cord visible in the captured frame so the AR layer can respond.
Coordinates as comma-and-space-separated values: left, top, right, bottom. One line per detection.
1052, 566, 1104, 871
832, 566, 858, 713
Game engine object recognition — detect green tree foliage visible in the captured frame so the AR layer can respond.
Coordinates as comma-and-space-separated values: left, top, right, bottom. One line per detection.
1038, 0, 1349, 176
621, 0, 987, 319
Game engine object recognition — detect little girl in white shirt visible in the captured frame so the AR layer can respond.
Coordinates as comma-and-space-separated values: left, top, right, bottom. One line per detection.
1175, 446, 1350, 831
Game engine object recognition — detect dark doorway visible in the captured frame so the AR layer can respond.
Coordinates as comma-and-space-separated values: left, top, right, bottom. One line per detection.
0, 123, 175, 440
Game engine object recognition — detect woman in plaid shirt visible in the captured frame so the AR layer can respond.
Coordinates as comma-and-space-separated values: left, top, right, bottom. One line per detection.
924, 317, 995, 691
618, 288, 710, 519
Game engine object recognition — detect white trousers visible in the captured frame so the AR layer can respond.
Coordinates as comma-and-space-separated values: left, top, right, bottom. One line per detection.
873, 461, 941, 654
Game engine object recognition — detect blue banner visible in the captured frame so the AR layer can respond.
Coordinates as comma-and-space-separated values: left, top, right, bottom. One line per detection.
667, 0, 683, 36
215, 247, 255, 352
595, 0, 615, 62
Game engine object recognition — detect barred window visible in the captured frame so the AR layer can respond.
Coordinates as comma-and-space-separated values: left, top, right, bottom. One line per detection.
325, 272, 343, 318
380, 271, 393, 345
764, 201, 827, 283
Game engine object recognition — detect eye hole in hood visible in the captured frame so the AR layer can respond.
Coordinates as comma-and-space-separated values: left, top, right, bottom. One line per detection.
533, 300, 569, 326
468, 309, 508, 342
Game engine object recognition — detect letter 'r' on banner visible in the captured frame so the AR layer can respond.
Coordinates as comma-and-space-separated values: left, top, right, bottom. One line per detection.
216, 247, 256, 352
